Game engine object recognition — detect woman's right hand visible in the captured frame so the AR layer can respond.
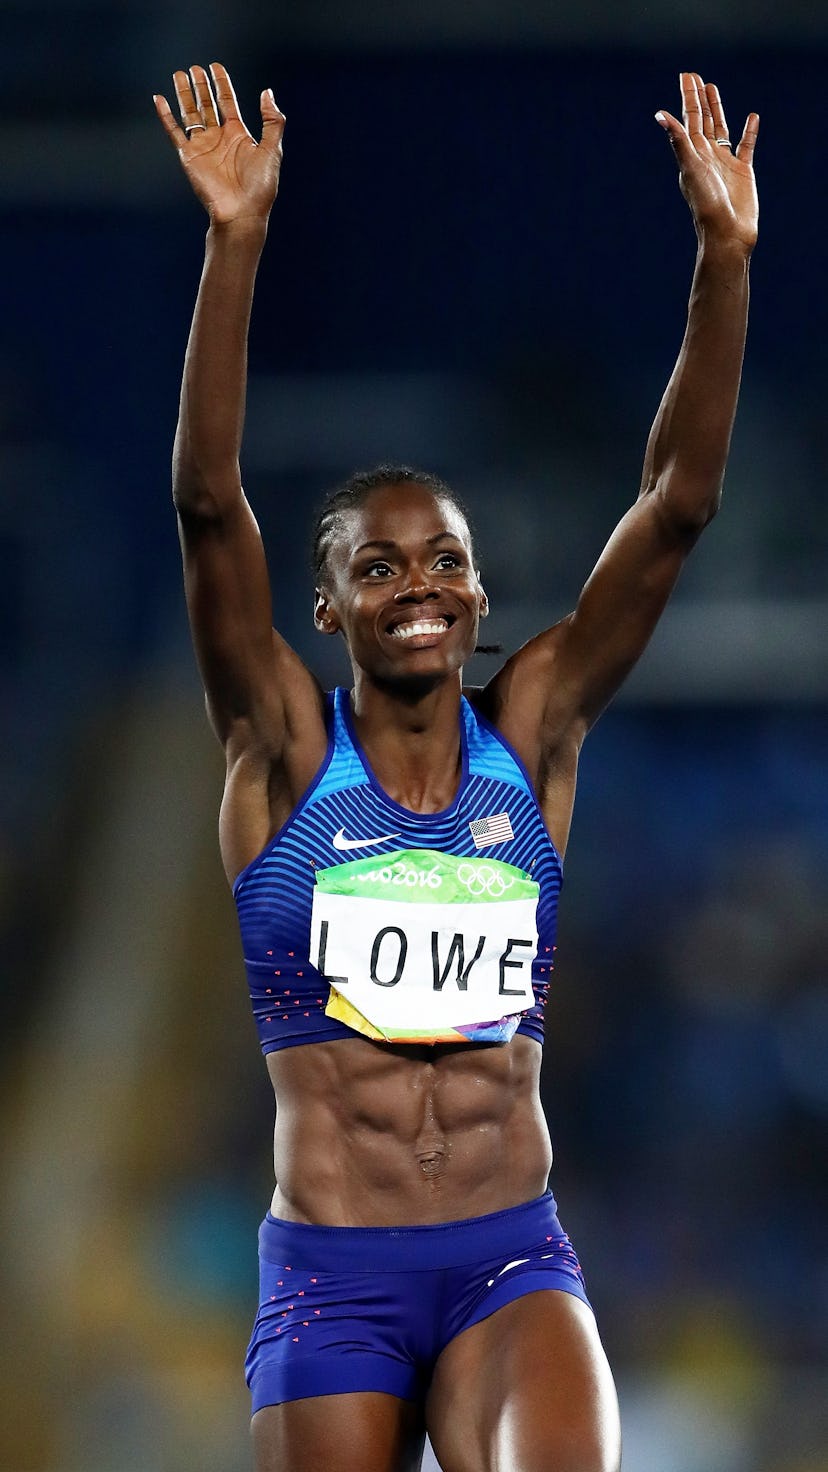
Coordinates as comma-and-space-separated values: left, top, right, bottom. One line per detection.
154, 62, 285, 227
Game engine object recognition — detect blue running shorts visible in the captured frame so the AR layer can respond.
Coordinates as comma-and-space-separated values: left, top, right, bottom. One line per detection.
245, 1191, 591, 1411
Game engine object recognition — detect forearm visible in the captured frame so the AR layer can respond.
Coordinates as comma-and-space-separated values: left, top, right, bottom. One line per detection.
640, 238, 751, 530
173, 217, 269, 517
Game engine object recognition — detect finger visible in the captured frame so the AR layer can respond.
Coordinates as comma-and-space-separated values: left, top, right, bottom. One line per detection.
655, 107, 696, 169
259, 87, 287, 151
189, 64, 220, 129
735, 111, 760, 166
209, 61, 244, 127
172, 67, 208, 139
707, 82, 730, 143
153, 92, 186, 153
680, 71, 703, 140
692, 72, 716, 138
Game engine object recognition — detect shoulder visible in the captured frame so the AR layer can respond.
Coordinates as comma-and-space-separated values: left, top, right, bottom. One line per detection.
468, 620, 572, 729
271, 630, 329, 745
224, 633, 330, 799
467, 621, 586, 780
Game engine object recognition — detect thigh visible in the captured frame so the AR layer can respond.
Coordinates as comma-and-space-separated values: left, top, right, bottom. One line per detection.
426, 1290, 621, 1472
252, 1392, 426, 1472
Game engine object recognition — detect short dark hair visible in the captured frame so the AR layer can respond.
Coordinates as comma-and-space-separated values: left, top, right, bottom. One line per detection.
312, 463, 475, 586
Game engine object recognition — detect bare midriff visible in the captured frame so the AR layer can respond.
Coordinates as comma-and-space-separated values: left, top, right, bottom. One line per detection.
266, 1033, 552, 1227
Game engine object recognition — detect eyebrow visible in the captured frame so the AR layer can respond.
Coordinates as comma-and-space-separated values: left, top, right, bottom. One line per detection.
353, 532, 464, 556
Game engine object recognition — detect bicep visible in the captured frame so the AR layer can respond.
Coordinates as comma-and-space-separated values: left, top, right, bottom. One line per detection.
178, 491, 285, 744
489, 492, 698, 755
555, 490, 699, 727
474, 491, 704, 826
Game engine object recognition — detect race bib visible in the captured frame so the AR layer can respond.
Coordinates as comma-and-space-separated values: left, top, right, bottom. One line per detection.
309, 849, 539, 1044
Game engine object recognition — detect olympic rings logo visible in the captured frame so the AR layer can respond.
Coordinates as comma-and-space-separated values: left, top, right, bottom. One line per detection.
457, 863, 514, 898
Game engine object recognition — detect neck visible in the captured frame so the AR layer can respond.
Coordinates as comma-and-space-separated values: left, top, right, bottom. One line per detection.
349, 672, 465, 813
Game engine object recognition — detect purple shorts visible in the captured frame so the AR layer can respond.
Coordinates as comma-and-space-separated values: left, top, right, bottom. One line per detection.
245, 1190, 591, 1411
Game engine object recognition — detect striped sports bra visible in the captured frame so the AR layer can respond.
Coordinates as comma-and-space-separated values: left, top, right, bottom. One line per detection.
233, 688, 562, 1052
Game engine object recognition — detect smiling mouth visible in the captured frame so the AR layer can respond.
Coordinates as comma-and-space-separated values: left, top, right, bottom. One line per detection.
389, 617, 452, 641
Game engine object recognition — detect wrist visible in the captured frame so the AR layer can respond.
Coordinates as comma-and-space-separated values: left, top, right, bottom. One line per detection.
207, 215, 270, 248
695, 234, 754, 272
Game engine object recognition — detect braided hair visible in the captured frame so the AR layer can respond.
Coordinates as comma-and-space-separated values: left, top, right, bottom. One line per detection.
312, 463, 473, 586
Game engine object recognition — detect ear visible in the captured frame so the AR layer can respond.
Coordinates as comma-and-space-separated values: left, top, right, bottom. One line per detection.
477, 576, 489, 620
314, 588, 341, 636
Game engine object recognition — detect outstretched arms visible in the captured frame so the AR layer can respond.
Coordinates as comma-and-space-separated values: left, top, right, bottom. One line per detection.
489, 74, 758, 798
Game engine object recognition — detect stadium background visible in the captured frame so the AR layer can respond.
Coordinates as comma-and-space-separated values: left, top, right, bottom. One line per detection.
1, 2, 826, 1468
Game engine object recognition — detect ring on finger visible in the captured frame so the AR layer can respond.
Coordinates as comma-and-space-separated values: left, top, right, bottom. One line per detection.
714, 137, 732, 147
185, 123, 207, 137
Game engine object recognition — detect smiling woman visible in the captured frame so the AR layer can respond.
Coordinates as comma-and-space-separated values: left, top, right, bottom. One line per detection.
312, 477, 488, 692
154, 59, 758, 1472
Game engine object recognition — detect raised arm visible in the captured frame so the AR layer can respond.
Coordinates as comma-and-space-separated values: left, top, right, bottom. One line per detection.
156, 64, 284, 512
155, 64, 326, 881
155, 65, 320, 744
490, 73, 758, 789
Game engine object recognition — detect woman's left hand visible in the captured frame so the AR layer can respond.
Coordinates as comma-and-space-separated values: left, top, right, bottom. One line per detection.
656, 72, 759, 252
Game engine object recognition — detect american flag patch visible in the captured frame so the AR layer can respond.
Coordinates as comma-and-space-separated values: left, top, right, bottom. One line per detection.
469, 812, 514, 848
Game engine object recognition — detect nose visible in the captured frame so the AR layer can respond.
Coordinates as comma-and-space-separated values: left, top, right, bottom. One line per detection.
394, 568, 440, 603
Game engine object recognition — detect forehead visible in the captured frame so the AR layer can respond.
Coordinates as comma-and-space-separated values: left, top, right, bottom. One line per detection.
339, 482, 472, 556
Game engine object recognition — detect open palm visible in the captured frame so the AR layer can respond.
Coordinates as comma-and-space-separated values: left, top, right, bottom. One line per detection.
657, 72, 759, 251
154, 62, 285, 226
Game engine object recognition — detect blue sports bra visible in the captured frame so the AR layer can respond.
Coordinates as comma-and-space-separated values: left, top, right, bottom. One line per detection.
233, 688, 562, 1052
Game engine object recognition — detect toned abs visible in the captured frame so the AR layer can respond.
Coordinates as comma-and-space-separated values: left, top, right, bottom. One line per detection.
268, 1033, 552, 1226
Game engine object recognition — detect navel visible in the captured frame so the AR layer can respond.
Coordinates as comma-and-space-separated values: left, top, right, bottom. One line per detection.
413, 1088, 449, 1177
416, 1144, 448, 1179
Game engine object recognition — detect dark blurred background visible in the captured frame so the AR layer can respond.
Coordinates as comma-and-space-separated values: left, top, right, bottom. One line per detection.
1, 3, 826, 1470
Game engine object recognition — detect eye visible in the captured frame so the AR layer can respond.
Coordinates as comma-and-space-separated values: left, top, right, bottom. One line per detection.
434, 552, 462, 570
364, 560, 394, 578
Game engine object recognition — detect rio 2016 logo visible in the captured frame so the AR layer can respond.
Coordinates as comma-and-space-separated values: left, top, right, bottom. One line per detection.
357, 862, 443, 889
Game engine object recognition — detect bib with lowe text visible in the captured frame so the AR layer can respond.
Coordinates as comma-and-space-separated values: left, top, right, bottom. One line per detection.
309, 848, 539, 1044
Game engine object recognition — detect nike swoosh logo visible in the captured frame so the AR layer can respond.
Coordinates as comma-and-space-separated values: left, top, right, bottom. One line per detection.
332, 827, 402, 852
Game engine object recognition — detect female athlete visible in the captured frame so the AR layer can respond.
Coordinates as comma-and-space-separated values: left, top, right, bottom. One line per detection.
154, 64, 758, 1472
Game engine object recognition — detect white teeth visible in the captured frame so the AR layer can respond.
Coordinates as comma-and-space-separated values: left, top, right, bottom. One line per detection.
391, 619, 448, 640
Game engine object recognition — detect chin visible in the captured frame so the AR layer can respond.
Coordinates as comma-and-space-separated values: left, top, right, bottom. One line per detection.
375, 656, 463, 695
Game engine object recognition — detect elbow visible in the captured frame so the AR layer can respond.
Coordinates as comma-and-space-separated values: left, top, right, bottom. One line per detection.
172, 444, 241, 523
648, 471, 723, 542
172, 477, 222, 524
684, 485, 722, 532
